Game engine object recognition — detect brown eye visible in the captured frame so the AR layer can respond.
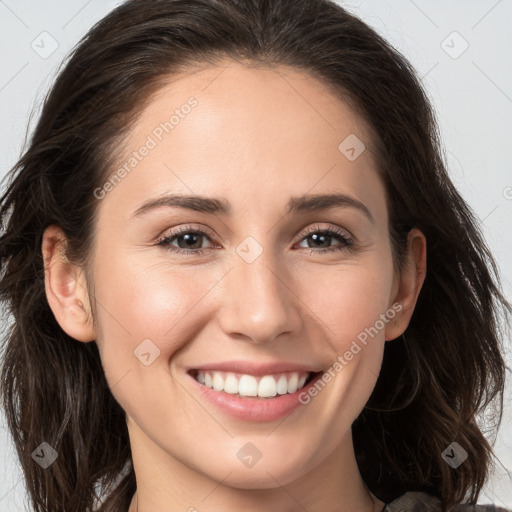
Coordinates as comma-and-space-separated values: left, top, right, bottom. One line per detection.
156, 226, 216, 256
296, 226, 354, 255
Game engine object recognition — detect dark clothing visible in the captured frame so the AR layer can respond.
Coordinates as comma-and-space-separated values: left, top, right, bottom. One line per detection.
383, 491, 511, 512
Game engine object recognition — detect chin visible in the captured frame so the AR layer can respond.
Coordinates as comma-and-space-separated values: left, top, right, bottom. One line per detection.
205, 454, 313, 490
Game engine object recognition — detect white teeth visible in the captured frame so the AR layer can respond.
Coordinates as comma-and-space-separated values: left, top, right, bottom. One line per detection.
258, 375, 277, 397
212, 372, 224, 391
287, 373, 299, 393
276, 375, 288, 394
239, 375, 258, 396
223, 373, 239, 394
194, 370, 313, 398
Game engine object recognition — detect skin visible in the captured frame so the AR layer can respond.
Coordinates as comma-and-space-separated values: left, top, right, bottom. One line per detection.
42, 58, 427, 512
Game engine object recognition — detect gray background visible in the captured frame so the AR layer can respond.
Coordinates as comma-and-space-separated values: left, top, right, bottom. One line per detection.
0, 0, 511, 509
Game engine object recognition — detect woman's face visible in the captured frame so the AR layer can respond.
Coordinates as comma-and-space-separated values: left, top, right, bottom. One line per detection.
53, 59, 425, 492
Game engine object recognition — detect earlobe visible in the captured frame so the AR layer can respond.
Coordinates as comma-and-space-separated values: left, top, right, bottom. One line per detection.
385, 228, 427, 341
41, 225, 96, 343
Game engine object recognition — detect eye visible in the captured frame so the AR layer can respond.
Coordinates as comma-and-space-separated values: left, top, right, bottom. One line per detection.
155, 225, 216, 256
155, 223, 356, 256
295, 224, 355, 255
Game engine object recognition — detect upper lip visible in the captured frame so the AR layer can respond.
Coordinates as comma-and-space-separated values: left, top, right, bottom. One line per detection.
188, 360, 324, 376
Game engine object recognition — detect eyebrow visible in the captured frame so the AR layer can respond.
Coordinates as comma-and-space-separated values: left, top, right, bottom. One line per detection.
131, 192, 374, 225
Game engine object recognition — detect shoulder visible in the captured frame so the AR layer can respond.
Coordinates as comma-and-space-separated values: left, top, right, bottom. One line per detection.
452, 504, 512, 512
383, 491, 512, 512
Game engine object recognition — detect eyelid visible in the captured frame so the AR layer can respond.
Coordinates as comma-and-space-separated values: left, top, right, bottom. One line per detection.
155, 222, 357, 258
299, 223, 354, 241
155, 223, 217, 244
156, 222, 354, 245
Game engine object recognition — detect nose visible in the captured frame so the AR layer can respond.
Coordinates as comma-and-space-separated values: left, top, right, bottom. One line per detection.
216, 245, 303, 345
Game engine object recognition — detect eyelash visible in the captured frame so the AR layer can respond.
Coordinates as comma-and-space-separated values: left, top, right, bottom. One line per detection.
155, 223, 355, 256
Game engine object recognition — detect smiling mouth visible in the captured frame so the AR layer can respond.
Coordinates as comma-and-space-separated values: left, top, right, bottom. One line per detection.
188, 369, 321, 399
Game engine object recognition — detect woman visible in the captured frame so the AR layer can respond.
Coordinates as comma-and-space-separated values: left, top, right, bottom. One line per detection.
1, 1, 511, 511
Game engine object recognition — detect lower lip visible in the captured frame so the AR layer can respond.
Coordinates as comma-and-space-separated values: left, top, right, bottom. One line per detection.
187, 371, 324, 422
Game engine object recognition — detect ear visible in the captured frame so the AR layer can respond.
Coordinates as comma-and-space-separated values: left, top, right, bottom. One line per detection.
41, 225, 96, 343
385, 228, 427, 341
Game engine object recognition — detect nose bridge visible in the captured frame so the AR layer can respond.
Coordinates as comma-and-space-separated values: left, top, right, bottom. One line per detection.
217, 239, 302, 344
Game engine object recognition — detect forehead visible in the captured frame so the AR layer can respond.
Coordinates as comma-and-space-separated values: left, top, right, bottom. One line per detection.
96, 59, 386, 225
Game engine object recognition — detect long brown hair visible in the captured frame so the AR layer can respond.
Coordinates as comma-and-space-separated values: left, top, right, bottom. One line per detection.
1, 1, 511, 511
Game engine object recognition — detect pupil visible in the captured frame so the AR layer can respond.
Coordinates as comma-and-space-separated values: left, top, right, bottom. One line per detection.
176, 233, 332, 250
310, 233, 330, 248
180, 233, 200, 249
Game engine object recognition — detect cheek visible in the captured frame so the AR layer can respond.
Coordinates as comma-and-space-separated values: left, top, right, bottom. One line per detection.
91, 255, 222, 375
90, 260, 216, 426
312, 263, 394, 343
